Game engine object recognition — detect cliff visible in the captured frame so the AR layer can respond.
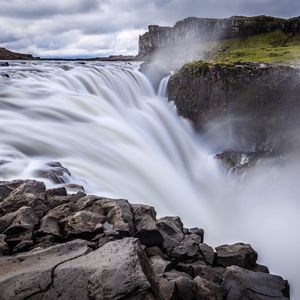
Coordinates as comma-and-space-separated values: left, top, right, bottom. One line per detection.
168, 61, 300, 153
0, 47, 35, 60
138, 15, 300, 60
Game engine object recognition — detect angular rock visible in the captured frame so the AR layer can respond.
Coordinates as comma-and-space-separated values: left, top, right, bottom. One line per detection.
3, 206, 39, 253
132, 204, 163, 246
194, 276, 226, 300
0, 240, 91, 300
159, 271, 196, 300
156, 216, 184, 253
222, 266, 290, 299
216, 243, 257, 268
63, 210, 104, 237
149, 255, 172, 274
0, 180, 47, 218
30, 238, 159, 300
170, 235, 201, 260
199, 243, 216, 265
37, 203, 76, 237
76, 196, 135, 236
189, 227, 204, 243
0, 234, 8, 256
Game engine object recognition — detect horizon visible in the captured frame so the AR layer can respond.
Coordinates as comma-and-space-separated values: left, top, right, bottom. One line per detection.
0, 0, 300, 59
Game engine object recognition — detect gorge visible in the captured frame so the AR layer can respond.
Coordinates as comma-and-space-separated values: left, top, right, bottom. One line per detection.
0, 14, 299, 300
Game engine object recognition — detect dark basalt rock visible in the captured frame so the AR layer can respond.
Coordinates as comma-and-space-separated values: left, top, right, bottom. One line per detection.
222, 266, 290, 299
216, 243, 258, 269
132, 204, 164, 246
168, 61, 300, 154
0, 179, 291, 299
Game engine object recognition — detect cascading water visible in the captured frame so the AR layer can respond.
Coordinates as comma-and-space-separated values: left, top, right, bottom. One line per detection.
0, 61, 299, 298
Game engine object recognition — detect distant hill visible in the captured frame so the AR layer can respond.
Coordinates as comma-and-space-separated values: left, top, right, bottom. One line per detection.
0, 47, 35, 60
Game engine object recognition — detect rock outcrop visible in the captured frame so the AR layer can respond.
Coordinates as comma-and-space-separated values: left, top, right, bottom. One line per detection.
138, 16, 300, 60
168, 61, 300, 153
0, 47, 35, 60
0, 179, 290, 299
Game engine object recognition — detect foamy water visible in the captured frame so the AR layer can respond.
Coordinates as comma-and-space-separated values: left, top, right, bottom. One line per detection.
0, 61, 299, 298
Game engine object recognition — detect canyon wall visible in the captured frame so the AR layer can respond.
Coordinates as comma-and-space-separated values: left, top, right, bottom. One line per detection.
168, 61, 300, 153
138, 16, 300, 60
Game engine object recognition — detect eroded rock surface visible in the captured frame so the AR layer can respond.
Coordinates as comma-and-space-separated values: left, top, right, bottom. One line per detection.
0, 179, 290, 299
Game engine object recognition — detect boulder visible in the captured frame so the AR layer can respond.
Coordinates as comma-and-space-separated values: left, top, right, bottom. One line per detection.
3, 206, 39, 253
0, 240, 91, 300
222, 266, 290, 299
158, 271, 196, 300
76, 196, 135, 236
199, 243, 216, 265
0, 180, 47, 218
194, 276, 226, 300
29, 238, 159, 300
132, 204, 163, 246
170, 235, 201, 260
216, 243, 257, 268
156, 216, 184, 253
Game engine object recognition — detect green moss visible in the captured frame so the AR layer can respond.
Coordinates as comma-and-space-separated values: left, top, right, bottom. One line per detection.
207, 30, 300, 63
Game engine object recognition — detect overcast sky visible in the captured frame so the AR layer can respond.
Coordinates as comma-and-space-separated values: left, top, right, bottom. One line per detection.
0, 0, 299, 58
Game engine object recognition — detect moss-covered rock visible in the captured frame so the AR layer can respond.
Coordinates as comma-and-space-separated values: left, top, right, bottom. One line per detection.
168, 61, 300, 153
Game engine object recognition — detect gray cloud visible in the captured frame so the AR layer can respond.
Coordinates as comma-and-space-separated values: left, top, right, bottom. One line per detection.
0, 0, 299, 58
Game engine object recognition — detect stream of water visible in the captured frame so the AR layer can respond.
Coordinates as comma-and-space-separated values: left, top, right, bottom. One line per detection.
0, 61, 299, 297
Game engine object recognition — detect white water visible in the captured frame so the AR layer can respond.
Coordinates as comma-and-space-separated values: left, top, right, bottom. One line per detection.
0, 61, 299, 297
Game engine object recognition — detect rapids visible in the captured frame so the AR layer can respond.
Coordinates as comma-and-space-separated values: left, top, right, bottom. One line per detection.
0, 61, 299, 298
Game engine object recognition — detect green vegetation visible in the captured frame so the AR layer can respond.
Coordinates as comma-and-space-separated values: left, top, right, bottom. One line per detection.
207, 30, 300, 64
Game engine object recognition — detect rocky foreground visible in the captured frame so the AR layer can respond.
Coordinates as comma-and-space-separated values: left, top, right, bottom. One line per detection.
0, 179, 289, 299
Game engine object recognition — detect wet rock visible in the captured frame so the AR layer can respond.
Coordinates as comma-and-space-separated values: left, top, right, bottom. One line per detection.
189, 227, 204, 242
145, 246, 166, 258
37, 203, 76, 237
0, 234, 8, 256
35, 162, 72, 184
251, 263, 270, 273
222, 266, 290, 299
0, 180, 47, 217
149, 255, 172, 274
63, 210, 104, 237
46, 187, 67, 197
216, 243, 258, 269
0, 239, 91, 300
170, 235, 201, 260
194, 276, 226, 300
199, 243, 216, 265
159, 271, 196, 300
3, 206, 39, 253
132, 204, 163, 246
32, 238, 159, 300
156, 216, 184, 253
76, 196, 135, 236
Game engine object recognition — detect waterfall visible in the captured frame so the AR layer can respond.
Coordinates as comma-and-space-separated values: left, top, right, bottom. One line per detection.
157, 73, 172, 98
0, 61, 299, 297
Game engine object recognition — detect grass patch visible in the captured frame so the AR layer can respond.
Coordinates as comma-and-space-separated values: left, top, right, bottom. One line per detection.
207, 30, 300, 63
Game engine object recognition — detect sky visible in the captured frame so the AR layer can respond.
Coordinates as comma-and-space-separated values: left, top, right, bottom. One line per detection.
0, 0, 299, 58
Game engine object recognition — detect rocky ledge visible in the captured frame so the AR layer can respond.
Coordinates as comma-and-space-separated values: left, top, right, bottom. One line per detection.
168, 61, 300, 154
138, 16, 300, 60
0, 179, 289, 299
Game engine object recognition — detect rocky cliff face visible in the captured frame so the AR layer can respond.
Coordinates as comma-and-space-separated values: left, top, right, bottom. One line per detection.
0, 47, 34, 60
168, 61, 300, 153
0, 179, 290, 299
138, 16, 300, 60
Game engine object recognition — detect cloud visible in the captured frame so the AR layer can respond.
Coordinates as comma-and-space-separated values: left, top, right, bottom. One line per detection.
0, 0, 299, 58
